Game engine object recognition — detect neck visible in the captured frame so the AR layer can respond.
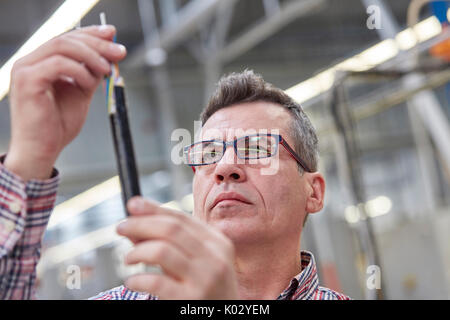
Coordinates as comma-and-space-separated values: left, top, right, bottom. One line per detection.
233, 237, 302, 300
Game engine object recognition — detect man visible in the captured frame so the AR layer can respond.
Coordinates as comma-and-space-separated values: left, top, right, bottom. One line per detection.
0, 25, 350, 300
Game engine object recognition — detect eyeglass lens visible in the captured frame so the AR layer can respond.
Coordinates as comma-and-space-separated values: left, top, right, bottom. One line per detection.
188, 135, 278, 165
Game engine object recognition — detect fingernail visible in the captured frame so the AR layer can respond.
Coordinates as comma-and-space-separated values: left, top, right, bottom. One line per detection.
99, 24, 114, 34
129, 197, 143, 211
110, 43, 126, 55
117, 220, 128, 232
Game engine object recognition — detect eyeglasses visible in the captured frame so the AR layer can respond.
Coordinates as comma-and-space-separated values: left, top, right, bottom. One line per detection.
184, 134, 312, 172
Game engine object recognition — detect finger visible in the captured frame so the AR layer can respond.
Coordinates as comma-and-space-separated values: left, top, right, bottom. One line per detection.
126, 240, 191, 280
75, 24, 117, 40
126, 196, 165, 216
67, 32, 127, 64
127, 197, 198, 228
16, 33, 125, 75
117, 215, 205, 257
125, 273, 180, 299
16, 26, 115, 67
31, 55, 98, 95
126, 196, 234, 251
22, 37, 111, 77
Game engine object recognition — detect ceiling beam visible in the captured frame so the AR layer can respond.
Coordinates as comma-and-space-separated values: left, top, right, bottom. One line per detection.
215, 0, 325, 64
125, 0, 236, 68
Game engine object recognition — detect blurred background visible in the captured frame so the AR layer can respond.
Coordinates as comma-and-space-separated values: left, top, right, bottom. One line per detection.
0, 0, 449, 299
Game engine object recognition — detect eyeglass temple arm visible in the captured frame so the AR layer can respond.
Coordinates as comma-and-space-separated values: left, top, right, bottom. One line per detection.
279, 137, 312, 173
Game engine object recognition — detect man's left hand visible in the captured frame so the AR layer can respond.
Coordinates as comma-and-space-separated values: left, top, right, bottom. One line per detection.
117, 196, 239, 299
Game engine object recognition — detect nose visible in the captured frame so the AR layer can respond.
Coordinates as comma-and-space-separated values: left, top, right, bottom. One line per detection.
214, 144, 246, 183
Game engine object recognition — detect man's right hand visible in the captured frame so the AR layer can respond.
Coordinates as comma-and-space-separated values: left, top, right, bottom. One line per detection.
4, 25, 127, 181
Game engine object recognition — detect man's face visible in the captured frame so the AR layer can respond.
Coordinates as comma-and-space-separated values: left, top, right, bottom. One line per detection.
192, 101, 311, 245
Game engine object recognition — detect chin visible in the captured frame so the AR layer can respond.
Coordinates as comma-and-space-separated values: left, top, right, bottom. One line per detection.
210, 219, 263, 244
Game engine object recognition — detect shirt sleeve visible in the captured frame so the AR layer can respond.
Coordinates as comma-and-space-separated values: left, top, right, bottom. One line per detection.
0, 155, 59, 299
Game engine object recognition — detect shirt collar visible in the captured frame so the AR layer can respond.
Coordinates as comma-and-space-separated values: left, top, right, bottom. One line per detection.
277, 250, 319, 300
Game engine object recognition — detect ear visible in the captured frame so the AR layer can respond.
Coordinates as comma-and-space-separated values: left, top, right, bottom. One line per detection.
305, 172, 325, 214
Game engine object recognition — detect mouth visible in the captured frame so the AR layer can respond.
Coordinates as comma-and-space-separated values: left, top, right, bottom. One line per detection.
211, 192, 252, 209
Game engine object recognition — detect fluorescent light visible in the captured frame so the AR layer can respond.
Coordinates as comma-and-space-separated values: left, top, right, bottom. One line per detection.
412, 15, 442, 42
0, 0, 101, 101
396, 28, 419, 51
344, 205, 361, 224
357, 39, 399, 67
285, 69, 336, 105
334, 56, 369, 72
344, 195, 392, 224
285, 16, 442, 105
47, 176, 120, 229
40, 223, 121, 269
365, 196, 392, 218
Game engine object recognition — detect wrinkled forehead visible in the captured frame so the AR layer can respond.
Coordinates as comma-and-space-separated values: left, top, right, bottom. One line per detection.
195, 126, 280, 142
197, 102, 292, 142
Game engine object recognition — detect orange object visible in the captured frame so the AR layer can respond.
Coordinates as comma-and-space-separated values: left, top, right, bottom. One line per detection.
430, 26, 450, 62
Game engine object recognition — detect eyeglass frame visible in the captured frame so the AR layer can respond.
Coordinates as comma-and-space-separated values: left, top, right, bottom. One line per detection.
183, 133, 312, 173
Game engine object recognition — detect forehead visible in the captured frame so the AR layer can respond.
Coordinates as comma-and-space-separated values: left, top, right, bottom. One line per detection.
200, 101, 292, 140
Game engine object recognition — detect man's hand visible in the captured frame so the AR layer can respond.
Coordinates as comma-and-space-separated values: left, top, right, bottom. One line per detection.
4, 25, 127, 181
117, 196, 239, 300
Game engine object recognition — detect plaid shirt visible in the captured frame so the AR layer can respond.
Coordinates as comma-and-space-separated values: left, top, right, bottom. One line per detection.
0, 158, 350, 300
0, 156, 59, 299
